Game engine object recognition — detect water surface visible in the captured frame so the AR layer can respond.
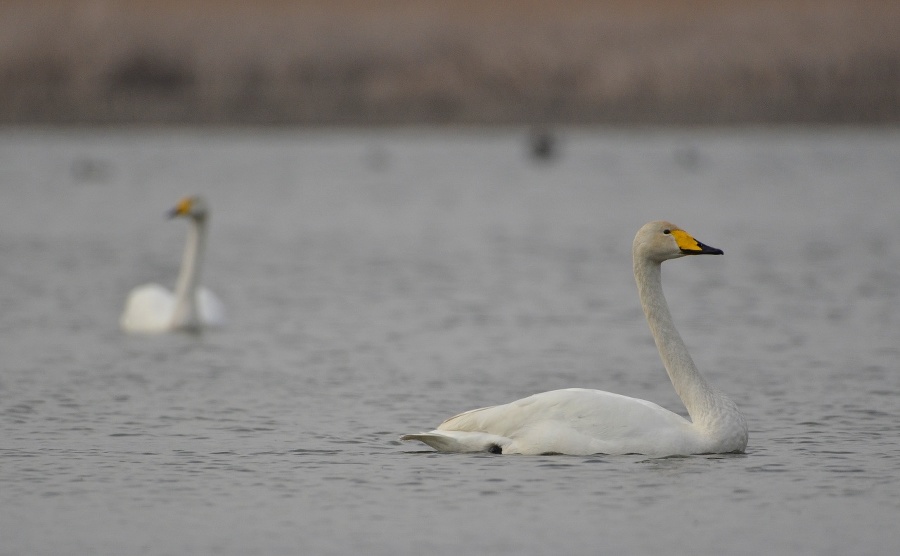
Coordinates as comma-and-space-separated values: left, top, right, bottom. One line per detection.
1, 128, 899, 555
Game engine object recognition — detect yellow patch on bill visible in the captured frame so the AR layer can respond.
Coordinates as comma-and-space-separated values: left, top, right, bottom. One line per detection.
671, 229, 702, 252
174, 197, 193, 215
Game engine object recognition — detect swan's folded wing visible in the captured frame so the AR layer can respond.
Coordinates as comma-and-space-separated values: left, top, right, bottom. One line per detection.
436, 389, 597, 436
197, 287, 226, 326
120, 284, 175, 333
430, 388, 695, 455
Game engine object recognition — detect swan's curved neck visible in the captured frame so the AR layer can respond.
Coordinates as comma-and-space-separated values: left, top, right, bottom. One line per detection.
633, 255, 717, 425
171, 216, 206, 330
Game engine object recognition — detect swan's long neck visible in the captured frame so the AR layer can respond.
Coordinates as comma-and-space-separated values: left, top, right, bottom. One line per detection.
171, 215, 206, 330
633, 255, 719, 426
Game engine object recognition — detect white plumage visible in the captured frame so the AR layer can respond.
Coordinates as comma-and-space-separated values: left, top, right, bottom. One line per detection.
120, 196, 225, 334
401, 221, 748, 456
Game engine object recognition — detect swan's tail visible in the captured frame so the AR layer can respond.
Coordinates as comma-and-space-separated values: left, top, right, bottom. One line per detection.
400, 431, 509, 454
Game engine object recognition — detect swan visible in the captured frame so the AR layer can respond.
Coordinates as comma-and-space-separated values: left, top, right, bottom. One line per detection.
120, 196, 225, 334
401, 221, 748, 456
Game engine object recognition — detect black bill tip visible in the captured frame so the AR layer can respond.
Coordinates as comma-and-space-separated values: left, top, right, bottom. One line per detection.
691, 240, 723, 255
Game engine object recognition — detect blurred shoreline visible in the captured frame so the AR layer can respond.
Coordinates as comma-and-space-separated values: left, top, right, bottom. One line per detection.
3, 0, 900, 126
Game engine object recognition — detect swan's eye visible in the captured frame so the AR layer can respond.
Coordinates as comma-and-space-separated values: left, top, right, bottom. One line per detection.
663, 229, 671, 235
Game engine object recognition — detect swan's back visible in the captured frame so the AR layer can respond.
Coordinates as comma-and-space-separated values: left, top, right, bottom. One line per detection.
120, 284, 176, 333
433, 389, 702, 456
120, 284, 225, 333
196, 288, 226, 327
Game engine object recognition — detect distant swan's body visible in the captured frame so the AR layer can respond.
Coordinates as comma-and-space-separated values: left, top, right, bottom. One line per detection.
120, 196, 225, 334
402, 221, 748, 456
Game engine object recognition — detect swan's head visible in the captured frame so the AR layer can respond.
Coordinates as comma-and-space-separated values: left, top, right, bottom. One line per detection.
168, 196, 208, 221
633, 221, 723, 263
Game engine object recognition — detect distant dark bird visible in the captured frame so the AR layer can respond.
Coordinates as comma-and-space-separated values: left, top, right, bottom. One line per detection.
528, 128, 557, 161
71, 157, 111, 183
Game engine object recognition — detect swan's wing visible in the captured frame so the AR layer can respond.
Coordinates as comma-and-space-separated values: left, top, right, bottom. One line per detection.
426, 388, 695, 455
120, 284, 175, 333
438, 388, 684, 434
197, 287, 226, 327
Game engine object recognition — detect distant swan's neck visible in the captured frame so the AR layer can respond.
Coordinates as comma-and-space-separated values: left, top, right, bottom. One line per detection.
171, 216, 206, 330
633, 255, 718, 426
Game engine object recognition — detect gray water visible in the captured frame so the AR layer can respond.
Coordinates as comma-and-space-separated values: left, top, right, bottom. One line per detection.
1, 127, 899, 555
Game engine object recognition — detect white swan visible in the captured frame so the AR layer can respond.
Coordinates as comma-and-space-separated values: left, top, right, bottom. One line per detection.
401, 221, 748, 456
120, 196, 225, 334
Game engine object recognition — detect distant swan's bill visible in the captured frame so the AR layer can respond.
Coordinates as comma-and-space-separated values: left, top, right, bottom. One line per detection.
401, 221, 748, 457
120, 196, 225, 334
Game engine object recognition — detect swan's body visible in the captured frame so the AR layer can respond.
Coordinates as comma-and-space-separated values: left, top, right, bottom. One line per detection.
401, 221, 748, 456
120, 196, 225, 334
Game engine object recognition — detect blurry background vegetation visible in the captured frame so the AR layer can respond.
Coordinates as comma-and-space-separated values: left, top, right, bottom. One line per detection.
2, 0, 899, 126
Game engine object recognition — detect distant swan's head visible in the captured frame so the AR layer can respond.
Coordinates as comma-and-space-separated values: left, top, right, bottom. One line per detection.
168, 196, 208, 221
633, 220, 723, 263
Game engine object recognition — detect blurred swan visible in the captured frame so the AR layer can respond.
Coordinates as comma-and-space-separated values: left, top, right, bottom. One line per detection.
402, 221, 748, 456
120, 196, 225, 334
